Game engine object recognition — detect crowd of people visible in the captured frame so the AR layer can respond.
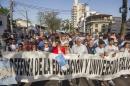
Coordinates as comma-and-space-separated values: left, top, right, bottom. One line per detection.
1, 29, 130, 86
1, 30, 130, 58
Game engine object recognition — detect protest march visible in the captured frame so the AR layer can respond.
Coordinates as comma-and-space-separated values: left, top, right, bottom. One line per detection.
1, 0, 130, 86
0, 31, 130, 86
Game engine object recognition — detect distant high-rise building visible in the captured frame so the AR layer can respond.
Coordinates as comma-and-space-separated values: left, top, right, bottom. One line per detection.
72, 0, 86, 28
71, 0, 97, 30
74, 0, 78, 5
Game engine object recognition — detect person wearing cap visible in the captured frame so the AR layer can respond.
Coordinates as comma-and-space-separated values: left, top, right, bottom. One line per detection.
71, 37, 88, 55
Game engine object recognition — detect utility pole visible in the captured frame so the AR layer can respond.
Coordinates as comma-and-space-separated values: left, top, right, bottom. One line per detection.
26, 11, 28, 29
25, 10, 30, 36
83, 3, 87, 33
9, 0, 13, 34
83, 13, 86, 33
39, 12, 43, 32
69, 20, 70, 32
120, 0, 128, 36
108, 20, 112, 33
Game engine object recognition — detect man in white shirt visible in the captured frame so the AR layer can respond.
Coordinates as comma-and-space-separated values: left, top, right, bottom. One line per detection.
71, 37, 88, 86
71, 37, 88, 54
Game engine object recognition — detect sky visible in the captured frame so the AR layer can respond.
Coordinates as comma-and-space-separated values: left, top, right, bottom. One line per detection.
1, 0, 130, 24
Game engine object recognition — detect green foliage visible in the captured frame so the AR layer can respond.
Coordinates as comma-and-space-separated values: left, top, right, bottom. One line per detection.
38, 11, 61, 33
0, 7, 9, 15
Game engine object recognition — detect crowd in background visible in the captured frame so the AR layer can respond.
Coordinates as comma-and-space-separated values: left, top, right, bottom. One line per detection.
1, 29, 130, 59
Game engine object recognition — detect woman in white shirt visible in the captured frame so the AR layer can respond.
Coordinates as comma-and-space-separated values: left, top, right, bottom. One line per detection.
120, 42, 130, 56
95, 39, 105, 58
105, 38, 119, 57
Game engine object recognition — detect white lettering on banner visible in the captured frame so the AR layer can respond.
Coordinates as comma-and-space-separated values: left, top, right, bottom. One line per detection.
2, 52, 130, 83
0, 58, 17, 85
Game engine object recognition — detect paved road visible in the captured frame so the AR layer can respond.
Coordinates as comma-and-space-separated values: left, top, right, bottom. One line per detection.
19, 76, 130, 86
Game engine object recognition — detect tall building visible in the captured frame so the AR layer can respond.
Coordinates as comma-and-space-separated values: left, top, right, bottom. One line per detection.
16, 19, 31, 28
74, 0, 78, 5
71, 0, 97, 32
72, 0, 86, 28
85, 14, 113, 33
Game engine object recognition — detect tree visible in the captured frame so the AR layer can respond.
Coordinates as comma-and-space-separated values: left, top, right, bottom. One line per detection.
62, 19, 74, 32
0, 7, 9, 15
37, 12, 45, 26
38, 11, 61, 33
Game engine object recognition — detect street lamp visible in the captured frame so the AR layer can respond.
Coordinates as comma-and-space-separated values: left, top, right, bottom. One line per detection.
83, 3, 87, 33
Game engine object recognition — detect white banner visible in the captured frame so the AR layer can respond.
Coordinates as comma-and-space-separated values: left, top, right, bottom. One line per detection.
1, 51, 130, 83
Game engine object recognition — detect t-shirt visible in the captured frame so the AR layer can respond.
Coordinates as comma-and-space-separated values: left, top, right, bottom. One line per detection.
10, 44, 17, 51
52, 47, 65, 54
120, 48, 130, 57
44, 47, 49, 52
71, 44, 88, 54
60, 40, 69, 46
38, 41, 44, 50
105, 45, 119, 55
87, 46, 95, 54
95, 47, 105, 55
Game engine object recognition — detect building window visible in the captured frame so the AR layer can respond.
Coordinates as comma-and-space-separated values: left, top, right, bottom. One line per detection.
102, 24, 105, 28
95, 24, 98, 27
95, 29, 98, 32
0, 21, 2, 26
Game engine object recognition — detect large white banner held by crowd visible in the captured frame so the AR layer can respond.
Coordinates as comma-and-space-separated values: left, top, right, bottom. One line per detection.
1, 52, 130, 83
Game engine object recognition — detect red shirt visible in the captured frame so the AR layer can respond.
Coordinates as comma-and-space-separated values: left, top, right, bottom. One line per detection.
52, 46, 65, 54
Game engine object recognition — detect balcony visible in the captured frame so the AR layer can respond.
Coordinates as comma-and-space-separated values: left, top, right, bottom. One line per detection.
86, 19, 112, 24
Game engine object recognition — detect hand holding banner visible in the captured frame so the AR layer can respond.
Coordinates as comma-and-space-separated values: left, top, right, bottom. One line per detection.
0, 59, 17, 85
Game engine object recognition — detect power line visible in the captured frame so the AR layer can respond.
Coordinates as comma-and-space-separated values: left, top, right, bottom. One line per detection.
14, 1, 71, 13
86, 0, 91, 4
